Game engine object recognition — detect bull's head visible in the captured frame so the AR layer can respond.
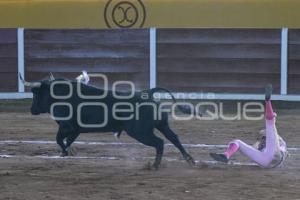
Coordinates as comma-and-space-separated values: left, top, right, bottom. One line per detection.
19, 73, 52, 115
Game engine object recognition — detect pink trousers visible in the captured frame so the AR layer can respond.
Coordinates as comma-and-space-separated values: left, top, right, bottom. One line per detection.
229, 118, 279, 167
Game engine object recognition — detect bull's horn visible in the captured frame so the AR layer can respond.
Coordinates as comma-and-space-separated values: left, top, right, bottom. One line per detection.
49, 72, 55, 81
76, 70, 90, 84
18, 73, 41, 88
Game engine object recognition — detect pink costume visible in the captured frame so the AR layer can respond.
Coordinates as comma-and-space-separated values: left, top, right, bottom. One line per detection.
224, 101, 287, 168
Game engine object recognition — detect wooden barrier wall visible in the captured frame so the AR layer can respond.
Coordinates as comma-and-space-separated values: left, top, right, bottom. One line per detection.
0, 29, 18, 92
0, 28, 299, 96
288, 30, 300, 94
157, 29, 281, 93
24, 29, 149, 90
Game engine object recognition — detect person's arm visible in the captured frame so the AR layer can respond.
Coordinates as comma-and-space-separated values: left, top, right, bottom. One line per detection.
278, 136, 287, 148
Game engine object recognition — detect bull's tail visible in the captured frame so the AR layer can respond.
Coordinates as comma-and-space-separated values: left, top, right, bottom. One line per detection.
147, 87, 202, 116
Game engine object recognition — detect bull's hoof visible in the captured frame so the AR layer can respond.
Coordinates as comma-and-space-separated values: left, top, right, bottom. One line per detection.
60, 151, 68, 157
152, 163, 160, 170
185, 154, 196, 167
66, 147, 77, 156
143, 162, 160, 170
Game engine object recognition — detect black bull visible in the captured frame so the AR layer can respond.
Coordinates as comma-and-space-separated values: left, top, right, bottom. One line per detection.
27, 78, 195, 169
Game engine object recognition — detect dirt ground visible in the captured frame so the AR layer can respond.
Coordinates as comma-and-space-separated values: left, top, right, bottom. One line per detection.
0, 101, 299, 200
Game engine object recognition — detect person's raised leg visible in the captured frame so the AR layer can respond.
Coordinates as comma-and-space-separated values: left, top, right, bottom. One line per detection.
264, 84, 279, 158
265, 84, 276, 120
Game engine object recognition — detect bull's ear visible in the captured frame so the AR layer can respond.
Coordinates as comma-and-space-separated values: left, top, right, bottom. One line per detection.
49, 72, 55, 81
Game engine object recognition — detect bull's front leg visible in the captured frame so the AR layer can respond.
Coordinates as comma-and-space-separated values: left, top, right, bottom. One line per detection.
56, 130, 68, 157
65, 132, 80, 156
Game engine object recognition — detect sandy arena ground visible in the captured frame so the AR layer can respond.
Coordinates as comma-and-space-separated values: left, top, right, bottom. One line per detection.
0, 102, 299, 200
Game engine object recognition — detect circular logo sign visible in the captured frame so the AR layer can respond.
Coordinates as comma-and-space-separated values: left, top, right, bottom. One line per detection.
104, 0, 146, 28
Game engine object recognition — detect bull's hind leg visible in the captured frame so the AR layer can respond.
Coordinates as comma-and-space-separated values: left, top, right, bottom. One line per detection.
144, 135, 164, 169
127, 131, 164, 169
156, 123, 195, 166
